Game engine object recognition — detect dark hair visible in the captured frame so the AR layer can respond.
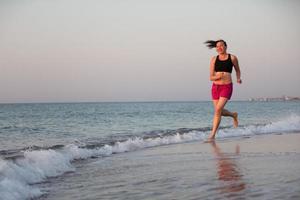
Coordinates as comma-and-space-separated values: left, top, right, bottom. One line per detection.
204, 39, 227, 49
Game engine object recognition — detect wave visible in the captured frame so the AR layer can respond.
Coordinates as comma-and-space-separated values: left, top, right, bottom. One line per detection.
1, 114, 300, 200
217, 114, 300, 138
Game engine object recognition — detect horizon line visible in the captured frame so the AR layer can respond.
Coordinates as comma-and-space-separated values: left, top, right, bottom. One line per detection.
0, 99, 251, 105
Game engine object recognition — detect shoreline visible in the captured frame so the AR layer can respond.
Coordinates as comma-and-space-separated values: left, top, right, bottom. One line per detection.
43, 133, 300, 200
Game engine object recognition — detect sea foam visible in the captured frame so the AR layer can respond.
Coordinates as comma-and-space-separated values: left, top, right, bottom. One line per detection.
217, 114, 300, 138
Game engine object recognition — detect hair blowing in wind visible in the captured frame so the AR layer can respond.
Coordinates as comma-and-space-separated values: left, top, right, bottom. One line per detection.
204, 40, 227, 49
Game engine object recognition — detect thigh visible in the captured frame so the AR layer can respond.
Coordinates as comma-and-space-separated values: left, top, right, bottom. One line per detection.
212, 100, 219, 110
216, 97, 228, 111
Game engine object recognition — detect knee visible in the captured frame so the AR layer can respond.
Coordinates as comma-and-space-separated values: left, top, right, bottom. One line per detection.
214, 107, 223, 115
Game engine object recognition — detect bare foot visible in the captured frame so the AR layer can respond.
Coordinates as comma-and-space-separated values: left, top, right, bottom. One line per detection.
233, 112, 238, 128
205, 134, 215, 143
205, 137, 215, 143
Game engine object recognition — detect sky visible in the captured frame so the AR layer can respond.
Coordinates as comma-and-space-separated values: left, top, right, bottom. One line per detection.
0, 0, 300, 103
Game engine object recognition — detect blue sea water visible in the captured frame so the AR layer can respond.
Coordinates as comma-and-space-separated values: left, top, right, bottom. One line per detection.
0, 101, 300, 200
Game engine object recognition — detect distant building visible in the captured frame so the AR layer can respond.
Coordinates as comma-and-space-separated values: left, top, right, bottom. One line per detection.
248, 96, 300, 102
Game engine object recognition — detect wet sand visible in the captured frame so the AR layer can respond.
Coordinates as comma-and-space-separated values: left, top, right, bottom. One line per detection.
43, 133, 300, 200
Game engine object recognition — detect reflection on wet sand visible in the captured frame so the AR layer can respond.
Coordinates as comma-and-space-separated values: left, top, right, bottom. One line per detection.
210, 141, 246, 195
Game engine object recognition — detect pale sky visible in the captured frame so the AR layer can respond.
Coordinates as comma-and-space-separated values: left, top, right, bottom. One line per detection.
0, 0, 300, 103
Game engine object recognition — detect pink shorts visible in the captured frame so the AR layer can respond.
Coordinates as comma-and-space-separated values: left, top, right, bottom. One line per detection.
211, 83, 233, 100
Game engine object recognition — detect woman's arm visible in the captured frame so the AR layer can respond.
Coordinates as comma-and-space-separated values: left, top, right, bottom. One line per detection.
231, 55, 242, 84
210, 57, 222, 81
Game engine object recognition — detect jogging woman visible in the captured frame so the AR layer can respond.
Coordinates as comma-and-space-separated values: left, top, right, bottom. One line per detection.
205, 39, 242, 140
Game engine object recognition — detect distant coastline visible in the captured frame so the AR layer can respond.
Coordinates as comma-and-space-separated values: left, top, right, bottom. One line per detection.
1, 98, 300, 104
248, 96, 300, 102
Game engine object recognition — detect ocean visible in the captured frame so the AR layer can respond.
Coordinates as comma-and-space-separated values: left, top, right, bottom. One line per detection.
1, 101, 300, 200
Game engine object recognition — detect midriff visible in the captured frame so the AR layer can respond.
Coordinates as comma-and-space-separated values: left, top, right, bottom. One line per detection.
213, 72, 232, 85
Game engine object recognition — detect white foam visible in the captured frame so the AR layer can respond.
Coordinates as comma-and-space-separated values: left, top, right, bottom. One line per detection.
218, 114, 300, 138
0, 158, 43, 200
0, 149, 77, 200
110, 131, 205, 153
1, 114, 299, 200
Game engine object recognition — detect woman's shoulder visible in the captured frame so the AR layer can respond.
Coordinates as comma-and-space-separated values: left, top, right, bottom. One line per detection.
230, 54, 238, 61
229, 53, 237, 59
210, 56, 217, 66
210, 56, 217, 61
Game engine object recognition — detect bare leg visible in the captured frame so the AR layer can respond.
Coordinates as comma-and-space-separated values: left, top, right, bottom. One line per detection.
208, 97, 229, 140
222, 109, 239, 128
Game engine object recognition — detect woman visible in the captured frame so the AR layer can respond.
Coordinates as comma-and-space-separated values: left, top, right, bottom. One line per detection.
205, 39, 242, 140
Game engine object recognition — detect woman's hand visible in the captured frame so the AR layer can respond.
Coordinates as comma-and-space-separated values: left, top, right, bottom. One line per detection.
237, 79, 242, 84
215, 72, 224, 80
210, 73, 223, 81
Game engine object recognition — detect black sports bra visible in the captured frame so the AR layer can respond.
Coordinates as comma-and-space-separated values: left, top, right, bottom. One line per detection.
214, 54, 233, 73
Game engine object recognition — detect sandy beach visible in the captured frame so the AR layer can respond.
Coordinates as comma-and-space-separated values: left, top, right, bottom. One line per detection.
43, 133, 300, 200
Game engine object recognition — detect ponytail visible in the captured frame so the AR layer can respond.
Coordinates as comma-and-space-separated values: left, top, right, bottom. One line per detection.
204, 39, 227, 49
